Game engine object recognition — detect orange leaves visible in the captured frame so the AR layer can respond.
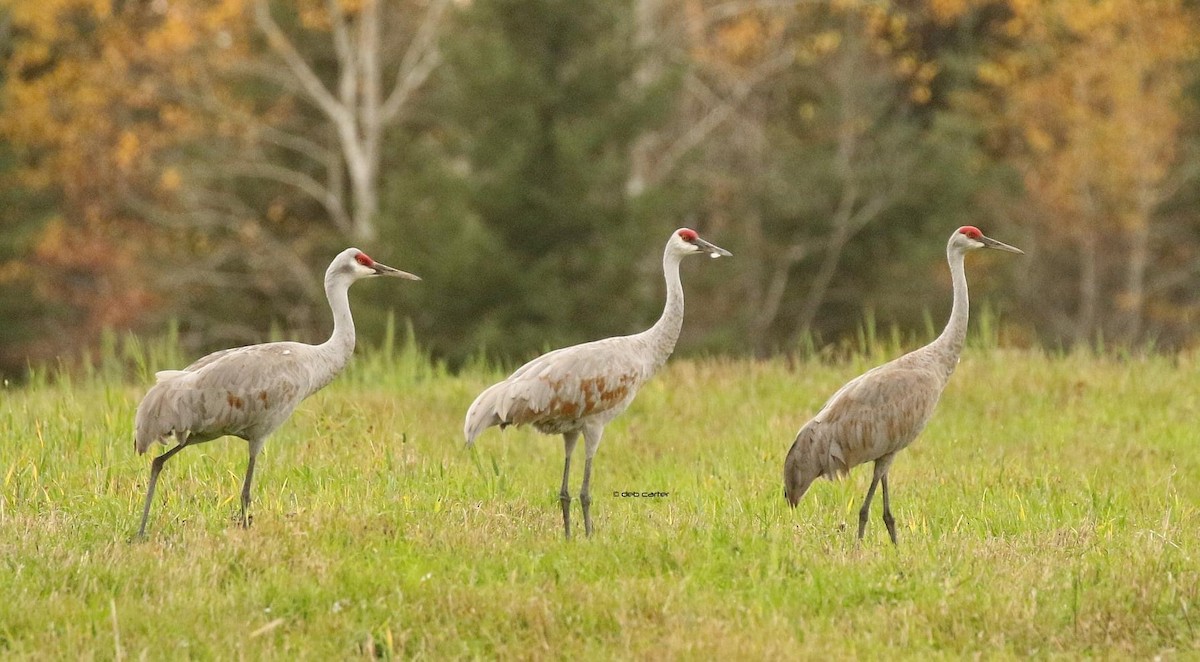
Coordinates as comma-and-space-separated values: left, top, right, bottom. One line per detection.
159, 168, 183, 194
694, 10, 788, 71
928, 0, 970, 25
966, 0, 1200, 340
992, 0, 1197, 222
29, 216, 155, 331
144, 11, 199, 54
0, 0, 256, 360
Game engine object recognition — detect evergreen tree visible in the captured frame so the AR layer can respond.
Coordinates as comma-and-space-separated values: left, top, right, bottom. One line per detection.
401, 0, 663, 363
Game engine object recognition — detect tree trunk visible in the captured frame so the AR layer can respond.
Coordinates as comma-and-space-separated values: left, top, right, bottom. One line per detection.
253, 0, 446, 244
1121, 185, 1153, 343
1075, 221, 1099, 346
626, 0, 662, 197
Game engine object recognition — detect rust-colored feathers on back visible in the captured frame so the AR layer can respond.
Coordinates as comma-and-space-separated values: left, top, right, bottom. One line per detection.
134, 343, 317, 454
464, 339, 649, 443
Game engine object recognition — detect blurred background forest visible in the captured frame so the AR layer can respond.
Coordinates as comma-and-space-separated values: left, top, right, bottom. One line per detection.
0, 0, 1198, 377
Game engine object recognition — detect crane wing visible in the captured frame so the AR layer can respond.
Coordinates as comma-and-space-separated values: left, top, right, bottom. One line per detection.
504, 339, 647, 423
135, 342, 315, 452
180, 346, 244, 373
809, 362, 946, 471
465, 337, 649, 441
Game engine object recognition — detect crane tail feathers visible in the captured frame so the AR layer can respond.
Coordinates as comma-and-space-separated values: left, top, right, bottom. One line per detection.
783, 424, 824, 507
464, 382, 507, 445
133, 382, 182, 454
154, 369, 188, 384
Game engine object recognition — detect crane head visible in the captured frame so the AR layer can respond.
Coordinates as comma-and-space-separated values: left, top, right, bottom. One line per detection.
671, 228, 732, 259
330, 248, 421, 282
952, 226, 1024, 255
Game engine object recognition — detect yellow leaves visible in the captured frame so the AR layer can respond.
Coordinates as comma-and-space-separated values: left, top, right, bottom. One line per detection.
0, 260, 26, 285
32, 217, 69, 260
928, 0, 969, 25
1060, 0, 1117, 37
812, 31, 842, 56
145, 13, 198, 55
716, 15, 764, 63
798, 103, 817, 122
796, 31, 841, 64
976, 60, 1013, 87
159, 167, 182, 193
915, 62, 939, 84
300, 5, 332, 31
974, 0, 1200, 273
1024, 126, 1054, 154
895, 54, 919, 77
115, 131, 141, 172
1007, 0, 1036, 19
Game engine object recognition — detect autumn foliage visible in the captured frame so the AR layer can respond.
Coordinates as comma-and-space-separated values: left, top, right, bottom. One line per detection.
0, 0, 1197, 374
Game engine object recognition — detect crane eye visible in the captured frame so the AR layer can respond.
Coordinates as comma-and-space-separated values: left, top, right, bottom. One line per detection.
355, 253, 374, 267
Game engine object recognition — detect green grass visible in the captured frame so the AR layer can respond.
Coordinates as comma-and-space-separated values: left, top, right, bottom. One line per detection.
1, 344, 1198, 658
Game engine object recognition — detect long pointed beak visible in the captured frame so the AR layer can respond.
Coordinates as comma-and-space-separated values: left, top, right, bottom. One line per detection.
696, 237, 732, 258
980, 235, 1024, 255
373, 262, 421, 280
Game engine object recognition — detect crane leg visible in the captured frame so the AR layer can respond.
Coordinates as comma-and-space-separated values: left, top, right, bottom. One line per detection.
881, 474, 897, 545
857, 474, 881, 540
137, 440, 190, 538
240, 451, 259, 528
560, 432, 579, 539
580, 426, 604, 538
857, 460, 892, 541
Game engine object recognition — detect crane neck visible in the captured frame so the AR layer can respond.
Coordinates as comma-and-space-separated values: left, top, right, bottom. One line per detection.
928, 243, 969, 378
320, 272, 357, 363
643, 248, 685, 369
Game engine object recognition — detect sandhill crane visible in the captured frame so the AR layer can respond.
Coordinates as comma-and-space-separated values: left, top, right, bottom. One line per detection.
783, 226, 1022, 544
133, 248, 419, 536
464, 228, 731, 539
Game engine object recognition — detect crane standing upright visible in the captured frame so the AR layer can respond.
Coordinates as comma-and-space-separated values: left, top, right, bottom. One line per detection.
133, 248, 419, 537
783, 226, 1022, 544
464, 228, 731, 539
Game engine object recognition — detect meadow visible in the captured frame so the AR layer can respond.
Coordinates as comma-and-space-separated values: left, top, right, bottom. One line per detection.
1, 330, 1198, 659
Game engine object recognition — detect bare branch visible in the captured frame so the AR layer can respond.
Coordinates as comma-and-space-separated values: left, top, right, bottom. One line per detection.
705, 0, 819, 25
647, 51, 794, 189
327, 0, 358, 109
751, 241, 813, 345
186, 68, 336, 167
253, 0, 351, 126
359, 0, 382, 165
216, 160, 353, 233
381, 0, 450, 122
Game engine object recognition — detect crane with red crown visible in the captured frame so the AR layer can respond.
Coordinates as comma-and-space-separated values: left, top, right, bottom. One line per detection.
783, 226, 1022, 544
464, 228, 731, 539
133, 248, 420, 537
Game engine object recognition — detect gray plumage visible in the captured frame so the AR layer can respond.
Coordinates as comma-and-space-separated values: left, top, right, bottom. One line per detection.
464, 228, 731, 538
133, 248, 419, 536
783, 226, 1022, 544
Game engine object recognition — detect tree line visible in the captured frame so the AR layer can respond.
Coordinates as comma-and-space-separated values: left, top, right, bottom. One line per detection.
0, 0, 1197, 376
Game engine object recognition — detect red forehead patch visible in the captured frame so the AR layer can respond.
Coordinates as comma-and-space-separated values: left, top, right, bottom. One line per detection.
958, 226, 982, 239
677, 228, 698, 242
355, 252, 374, 267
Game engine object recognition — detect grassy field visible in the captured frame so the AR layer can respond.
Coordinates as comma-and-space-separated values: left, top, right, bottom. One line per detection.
1, 337, 1198, 658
